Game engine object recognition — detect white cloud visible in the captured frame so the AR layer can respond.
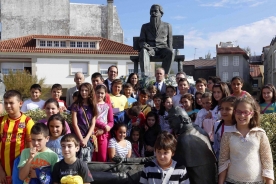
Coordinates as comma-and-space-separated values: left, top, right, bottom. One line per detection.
185, 16, 276, 57
201, 0, 266, 7
171, 16, 186, 20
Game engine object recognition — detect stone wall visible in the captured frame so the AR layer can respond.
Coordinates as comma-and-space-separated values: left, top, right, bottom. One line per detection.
0, 0, 124, 43
1, 0, 70, 40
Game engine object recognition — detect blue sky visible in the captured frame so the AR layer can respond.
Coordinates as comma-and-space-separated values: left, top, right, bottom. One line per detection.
71, 0, 276, 60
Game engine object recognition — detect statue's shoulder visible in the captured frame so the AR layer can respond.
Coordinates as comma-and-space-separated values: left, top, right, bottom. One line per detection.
161, 21, 172, 26
141, 22, 151, 28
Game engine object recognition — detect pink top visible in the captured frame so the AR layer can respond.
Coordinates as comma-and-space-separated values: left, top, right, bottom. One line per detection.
231, 90, 247, 98
96, 103, 114, 133
38, 118, 71, 134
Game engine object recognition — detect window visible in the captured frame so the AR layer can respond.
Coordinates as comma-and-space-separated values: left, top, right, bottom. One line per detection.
47, 41, 52, 47
77, 42, 82, 48
233, 72, 239, 77
60, 41, 66, 47
40, 40, 46, 47
2, 68, 9, 75
90, 42, 96, 48
70, 62, 88, 75
233, 56, 239, 66
222, 56, 228, 66
70, 42, 76, 47
127, 63, 140, 75
252, 79, 258, 88
83, 42, 89, 48
54, 41, 59, 47
99, 63, 116, 76
222, 72, 228, 82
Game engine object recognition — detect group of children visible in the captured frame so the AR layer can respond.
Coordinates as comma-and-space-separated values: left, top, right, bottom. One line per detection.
0, 69, 274, 184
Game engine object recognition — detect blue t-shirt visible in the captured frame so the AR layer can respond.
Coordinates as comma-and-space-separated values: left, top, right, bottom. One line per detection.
259, 102, 276, 114
126, 97, 137, 108
46, 136, 63, 160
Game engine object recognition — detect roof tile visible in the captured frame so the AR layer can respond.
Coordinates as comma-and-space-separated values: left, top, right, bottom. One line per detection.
0, 35, 138, 55
183, 59, 216, 68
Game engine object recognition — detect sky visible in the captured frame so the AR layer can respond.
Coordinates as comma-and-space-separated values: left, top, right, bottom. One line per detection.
70, 0, 276, 60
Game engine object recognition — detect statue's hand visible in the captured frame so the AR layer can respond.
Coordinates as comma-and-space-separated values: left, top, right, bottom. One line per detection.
112, 155, 123, 163
140, 156, 155, 164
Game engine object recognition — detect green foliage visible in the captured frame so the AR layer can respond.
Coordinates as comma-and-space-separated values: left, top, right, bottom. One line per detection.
260, 113, 276, 179
3, 70, 49, 100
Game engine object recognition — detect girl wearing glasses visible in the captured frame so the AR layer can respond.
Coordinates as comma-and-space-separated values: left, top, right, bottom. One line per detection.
259, 84, 276, 114
218, 96, 274, 184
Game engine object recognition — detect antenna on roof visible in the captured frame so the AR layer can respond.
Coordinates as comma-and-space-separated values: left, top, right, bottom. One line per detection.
194, 48, 197, 60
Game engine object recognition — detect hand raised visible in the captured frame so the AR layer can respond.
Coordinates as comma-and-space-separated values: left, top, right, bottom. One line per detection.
30, 147, 38, 159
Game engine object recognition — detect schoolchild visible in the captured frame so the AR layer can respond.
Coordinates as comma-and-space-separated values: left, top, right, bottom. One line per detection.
21, 84, 45, 112
51, 84, 67, 111
123, 83, 137, 108
18, 123, 59, 183
108, 123, 132, 160
195, 78, 207, 93
71, 83, 98, 161
91, 72, 111, 105
93, 84, 113, 162
140, 131, 188, 184
172, 78, 190, 107
230, 76, 250, 98
151, 94, 163, 114
218, 96, 274, 184
46, 114, 68, 160
195, 91, 203, 110
52, 133, 93, 184
109, 79, 128, 112
0, 90, 34, 183
147, 85, 158, 107
259, 84, 276, 114
213, 96, 236, 159
144, 112, 161, 157
159, 96, 173, 133
128, 127, 144, 158
137, 88, 151, 116
179, 93, 199, 123
211, 82, 230, 120
38, 98, 71, 134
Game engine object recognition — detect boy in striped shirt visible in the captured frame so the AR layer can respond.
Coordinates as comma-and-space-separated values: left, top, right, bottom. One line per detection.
139, 131, 188, 184
0, 90, 35, 183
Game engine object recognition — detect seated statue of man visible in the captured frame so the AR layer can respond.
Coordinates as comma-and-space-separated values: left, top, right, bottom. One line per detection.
139, 4, 174, 75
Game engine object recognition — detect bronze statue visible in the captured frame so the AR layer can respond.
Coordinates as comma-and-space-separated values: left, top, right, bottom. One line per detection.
167, 107, 217, 183
139, 4, 174, 75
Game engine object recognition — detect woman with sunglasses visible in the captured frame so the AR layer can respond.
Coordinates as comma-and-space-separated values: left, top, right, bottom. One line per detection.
259, 84, 276, 114
218, 96, 274, 184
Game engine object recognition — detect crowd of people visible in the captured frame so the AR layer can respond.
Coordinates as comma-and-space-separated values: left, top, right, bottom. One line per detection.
0, 64, 274, 184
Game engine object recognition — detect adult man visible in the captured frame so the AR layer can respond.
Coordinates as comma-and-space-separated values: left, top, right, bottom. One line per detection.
104, 65, 118, 93
154, 68, 166, 95
66, 72, 84, 106
139, 4, 174, 75
175, 72, 196, 95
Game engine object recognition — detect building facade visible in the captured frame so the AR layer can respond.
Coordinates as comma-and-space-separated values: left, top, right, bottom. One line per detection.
263, 37, 276, 86
0, 0, 123, 43
216, 42, 250, 82
0, 35, 137, 89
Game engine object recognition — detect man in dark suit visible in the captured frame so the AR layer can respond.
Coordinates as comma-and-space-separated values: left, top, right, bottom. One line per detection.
139, 4, 174, 75
154, 68, 166, 95
104, 65, 118, 93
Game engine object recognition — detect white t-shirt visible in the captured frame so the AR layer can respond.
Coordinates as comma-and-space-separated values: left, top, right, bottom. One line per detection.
108, 138, 131, 158
172, 94, 182, 107
21, 99, 45, 112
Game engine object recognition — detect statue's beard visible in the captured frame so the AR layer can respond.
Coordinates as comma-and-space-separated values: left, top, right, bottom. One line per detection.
150, 16, 161, 30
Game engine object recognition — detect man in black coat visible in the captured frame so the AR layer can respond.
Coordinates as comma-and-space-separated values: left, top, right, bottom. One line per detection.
139, 4, 174, 75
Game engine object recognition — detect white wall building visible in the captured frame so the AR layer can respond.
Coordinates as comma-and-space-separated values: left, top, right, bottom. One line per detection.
0, 35, 138, 89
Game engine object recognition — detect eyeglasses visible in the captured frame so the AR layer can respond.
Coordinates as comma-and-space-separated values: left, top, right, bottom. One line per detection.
234, 110, 253, 116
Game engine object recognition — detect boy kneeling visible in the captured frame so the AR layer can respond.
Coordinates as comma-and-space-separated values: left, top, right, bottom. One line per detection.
52, 133, 93, 184
140, 131, 188, 184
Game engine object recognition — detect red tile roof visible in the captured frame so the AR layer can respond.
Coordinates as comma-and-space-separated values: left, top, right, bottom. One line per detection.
216, 45, 249, 59
249, 64, 262, 78
183, 59, 216, 68
0, 35, 138, 55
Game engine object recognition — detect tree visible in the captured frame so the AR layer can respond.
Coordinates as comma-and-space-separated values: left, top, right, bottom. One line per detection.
205, 51, 211, 59
243, 46, 251, 57
4, 70, 48, 100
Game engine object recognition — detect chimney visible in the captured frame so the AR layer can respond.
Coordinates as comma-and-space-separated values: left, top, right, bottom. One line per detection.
107, 0, 114, 40
199, 57, 203, 60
